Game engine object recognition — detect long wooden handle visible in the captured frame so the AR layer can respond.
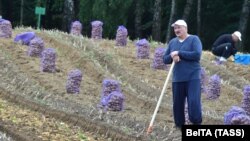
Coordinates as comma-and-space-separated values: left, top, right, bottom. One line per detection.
147, 61, 175, 134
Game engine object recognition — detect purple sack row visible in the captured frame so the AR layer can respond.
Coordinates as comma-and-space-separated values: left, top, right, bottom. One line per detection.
70, 20, 129, 47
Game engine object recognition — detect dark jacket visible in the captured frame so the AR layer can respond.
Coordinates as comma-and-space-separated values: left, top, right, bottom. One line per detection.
212, 34, 237, 55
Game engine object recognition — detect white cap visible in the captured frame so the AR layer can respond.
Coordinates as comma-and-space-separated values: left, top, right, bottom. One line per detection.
171, 20, 187, 27
233, 31, 242, 41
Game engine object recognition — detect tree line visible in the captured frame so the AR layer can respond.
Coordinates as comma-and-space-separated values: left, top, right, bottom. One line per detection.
0, 0, 249, 52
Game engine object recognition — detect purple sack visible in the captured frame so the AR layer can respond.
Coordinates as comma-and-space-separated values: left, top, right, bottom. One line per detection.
224, 106, 249, 125
231, 114, 250, 125
27, 37, 45, 57
152, 47, 168, 70
0, 19, 12, 38
40, 48, 56, 73
0, 19, 5, 23
91, 20, 103, 39
115, 25, 128, 46
100, 79, 121, 106
70, 21, 82, 36
206, 74, 221, 100
66, 69, 83, 94
136, 38, 150, 59
102, 91, 125, 111
241, 85, 250, 115
14, 32, 36, 45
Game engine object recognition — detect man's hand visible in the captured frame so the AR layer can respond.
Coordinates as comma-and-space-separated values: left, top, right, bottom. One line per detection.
170, 51, 179, 58
172, 55, 180, 62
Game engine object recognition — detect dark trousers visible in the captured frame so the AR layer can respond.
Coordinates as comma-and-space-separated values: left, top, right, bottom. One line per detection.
172, 79, 202, 127
212, 43, 233, 59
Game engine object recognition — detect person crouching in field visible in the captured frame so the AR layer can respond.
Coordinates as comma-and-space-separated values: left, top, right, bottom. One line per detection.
211, 31, 242, 63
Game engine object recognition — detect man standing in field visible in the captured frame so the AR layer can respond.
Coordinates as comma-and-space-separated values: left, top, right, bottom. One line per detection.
163, 19, 203, 128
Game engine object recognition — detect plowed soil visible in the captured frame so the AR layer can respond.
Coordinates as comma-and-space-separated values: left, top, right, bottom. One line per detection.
0, 27, 249, 141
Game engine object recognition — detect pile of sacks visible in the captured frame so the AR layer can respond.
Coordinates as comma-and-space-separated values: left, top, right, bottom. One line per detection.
100, 79, 124, 111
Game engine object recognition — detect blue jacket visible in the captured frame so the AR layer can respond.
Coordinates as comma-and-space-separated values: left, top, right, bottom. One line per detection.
163, 35, 202, 82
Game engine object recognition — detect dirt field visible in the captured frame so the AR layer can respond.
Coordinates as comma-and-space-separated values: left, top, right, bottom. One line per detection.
0, 27, 249, 140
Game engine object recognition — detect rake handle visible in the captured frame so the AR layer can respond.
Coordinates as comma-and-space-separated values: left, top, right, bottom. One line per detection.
147, 61, 175, 134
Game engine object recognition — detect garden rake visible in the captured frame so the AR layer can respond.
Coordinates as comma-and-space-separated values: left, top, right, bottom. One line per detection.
147, 61, 175, 134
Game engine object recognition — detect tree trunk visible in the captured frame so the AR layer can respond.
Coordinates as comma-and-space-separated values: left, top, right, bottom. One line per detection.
197, 0, 201, 36
152, 0, 162, 41
0, 0, 2, 16
5, 0, 13, 20
43, 0, 52, 29
238, 0, 250, 52
20, 0, 24, 25
73, 0, 80, 19
182, 0, 194, 22
134, 0, 143, 38
166, 0, 176, 43
63, 0, 74, 32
